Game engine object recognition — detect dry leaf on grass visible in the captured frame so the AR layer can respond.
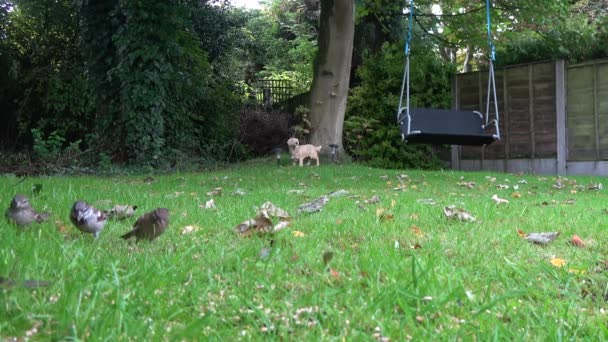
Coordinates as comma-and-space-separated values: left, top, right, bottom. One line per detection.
588, 183, 603, 190
328, 189, 350, 198
524, 232, 560, 245
491, 194, 509, 205
293, 230, 305, 237
411, 225, 424, 237
365, 195, 380, 204
417, 198, 436, 205
457, 181, 476, 189
298, 195, 329, 213
485, 176, 497, 182
571, 234, 586, 247
55, 220, 70, 234
517, 228, 528, 238
234, 202, 291, 236
206, 187, 223, 196
104, 204, 138, 220
233, 189, 247, 196
181, 225, 199, 235
199, 199, 215, 209
496, 184, 510, 189
443, 206, 476, 222
512, 192, 522, 198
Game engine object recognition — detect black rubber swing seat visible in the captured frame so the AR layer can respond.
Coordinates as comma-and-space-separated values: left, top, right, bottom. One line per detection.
399, 108, 499, 146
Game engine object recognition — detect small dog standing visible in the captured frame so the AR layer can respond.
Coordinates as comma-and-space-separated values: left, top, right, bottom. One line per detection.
286, 138, 322, 166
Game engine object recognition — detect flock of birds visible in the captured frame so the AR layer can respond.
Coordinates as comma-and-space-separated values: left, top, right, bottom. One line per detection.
5, 194, 169, 241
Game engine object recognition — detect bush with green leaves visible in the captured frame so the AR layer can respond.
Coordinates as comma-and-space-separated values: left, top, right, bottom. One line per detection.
343, 116, 443, 170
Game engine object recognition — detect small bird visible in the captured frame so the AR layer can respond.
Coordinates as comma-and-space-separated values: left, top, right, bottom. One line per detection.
5, 194, 50, 226
70, 200, 106, 238
121, 208, 170, 242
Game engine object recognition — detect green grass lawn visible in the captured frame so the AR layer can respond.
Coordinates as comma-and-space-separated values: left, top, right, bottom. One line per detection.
1, 160, 608, 340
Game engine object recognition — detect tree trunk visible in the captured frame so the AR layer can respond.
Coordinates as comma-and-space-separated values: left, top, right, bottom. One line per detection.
308, 0, 355, 156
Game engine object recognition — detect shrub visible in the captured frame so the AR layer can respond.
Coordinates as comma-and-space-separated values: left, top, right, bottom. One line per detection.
343, 116, 444, 170
239, 109, 295, 156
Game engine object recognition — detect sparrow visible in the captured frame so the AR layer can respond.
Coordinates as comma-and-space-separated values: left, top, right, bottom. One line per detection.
121, 208, 170, 242
70, 200, 106, 238
5, 194, 50, 226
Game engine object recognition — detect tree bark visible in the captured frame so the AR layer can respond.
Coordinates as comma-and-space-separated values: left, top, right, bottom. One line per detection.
308, 0, 355, 156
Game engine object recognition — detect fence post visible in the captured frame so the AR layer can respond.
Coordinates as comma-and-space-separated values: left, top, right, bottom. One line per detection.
451, 75, 460, 170
555, 60, 567, 175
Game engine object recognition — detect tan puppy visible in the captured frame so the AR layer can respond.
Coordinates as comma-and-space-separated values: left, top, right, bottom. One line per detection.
287, 137, 322, 166
287, 137, 300, 163
293, 144, 322, 166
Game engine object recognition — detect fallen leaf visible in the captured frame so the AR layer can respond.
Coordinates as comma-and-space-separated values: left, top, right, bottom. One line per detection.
55, 220, 69, 234
329, 268, 340, 280
104, 204, 138, 220
200, 199, 215, 209
491, 194, 509, 205
411, 243, 422, 249
512, 192, 522, 198
293, 230, 305, 237
485, 176, 497, 182
417, 198, 436, 205
525, 232, 560, 245
207, 187, 223, 196
517, 228, 528, 238
298, 195, 329, 213
328, 189, 349, 197
550, 257, 567, 267
375, 207, 386, 217
391, 199, 397, 208
379, 213, 394, 222
496, 184, 510, 189
443, 206, 476, 222
411, 225, 424, 237
457, 181, 476, 189
234, 202, 291, 236
365, 195, 380, 204
181, 225, 199, 235
571, 235, 586, 247
233, 189, 247, 196
409, 213, 419, 220
588, 183, 603, 190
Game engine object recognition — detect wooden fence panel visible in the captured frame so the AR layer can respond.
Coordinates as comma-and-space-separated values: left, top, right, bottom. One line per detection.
598, 62, 608, 159
567, 64, 597, 160
532, 63, 557, 158
504, 65, 533, 159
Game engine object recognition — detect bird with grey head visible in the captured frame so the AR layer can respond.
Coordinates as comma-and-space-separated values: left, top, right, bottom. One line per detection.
121, 208, 170, 242
5, 194, 50, 227
70, 200, 106, 238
